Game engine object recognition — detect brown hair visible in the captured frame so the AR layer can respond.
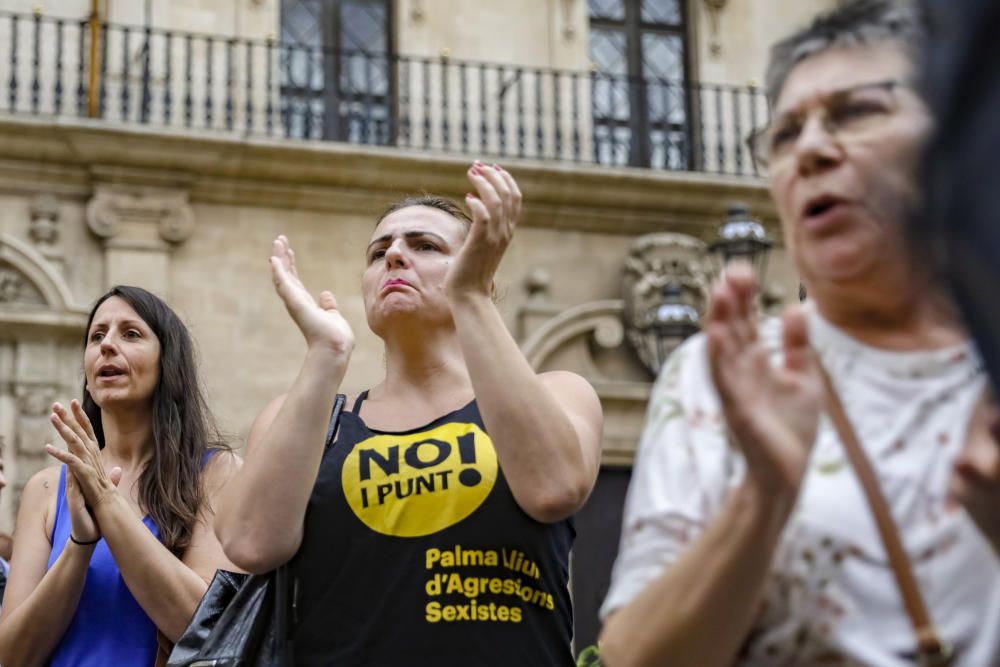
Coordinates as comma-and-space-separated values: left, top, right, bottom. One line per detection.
82, 286, 229, 556
376, 195, 473, 232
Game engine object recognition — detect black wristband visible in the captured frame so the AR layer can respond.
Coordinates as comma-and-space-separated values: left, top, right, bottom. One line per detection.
70, 534, 100, 546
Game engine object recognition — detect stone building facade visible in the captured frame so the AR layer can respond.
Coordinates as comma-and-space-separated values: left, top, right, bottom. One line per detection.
0, 0, 833, 648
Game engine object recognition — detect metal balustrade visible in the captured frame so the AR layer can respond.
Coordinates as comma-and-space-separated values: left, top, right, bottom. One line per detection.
0, 10, 769, 176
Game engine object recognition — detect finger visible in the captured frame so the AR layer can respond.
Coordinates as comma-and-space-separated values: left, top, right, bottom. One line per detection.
318, 290, 339, 312
45, 443, 83, 469
495, 166, 522, 221
70, 399, 98, 443
465, 194, 490, 230
781, 304, 812, 373
50, 409, 87, 454
483, 163, 512, 214
109, 466, 123, 487
467, 165, 504, 226
286, 245, 300, 279
723, 262, 757, 344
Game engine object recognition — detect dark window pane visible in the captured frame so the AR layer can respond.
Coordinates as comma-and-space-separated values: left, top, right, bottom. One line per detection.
341, 0, 388, 53
647, 78, 686, 125
594, 124, 632, 165
589, 28, 627, 75
281, 0, 323, 46
641, 33, 683, 81
588, 0, 625, 20
641, 0, 681, 25
592, 76, 631, 119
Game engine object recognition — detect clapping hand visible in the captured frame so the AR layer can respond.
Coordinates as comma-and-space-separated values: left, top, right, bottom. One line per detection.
270, 235, 355, 359
951, 391, 1000, 554
706, 263, 823, 499
44, 400, 122, 544
445, 162, 522, 300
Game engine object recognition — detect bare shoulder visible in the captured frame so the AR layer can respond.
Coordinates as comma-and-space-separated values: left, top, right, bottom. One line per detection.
23, 465, 61, 501
20, 465, 62, 535
201, 449, 244, 490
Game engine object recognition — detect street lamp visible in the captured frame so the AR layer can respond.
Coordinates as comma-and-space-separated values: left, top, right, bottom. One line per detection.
649, 283, 701, 370
708, 203, 772, 281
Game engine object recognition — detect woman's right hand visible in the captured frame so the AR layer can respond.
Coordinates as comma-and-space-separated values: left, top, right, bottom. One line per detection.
60, 463, 122, 545
270, 235, 355, 359
706, 263, 822, 503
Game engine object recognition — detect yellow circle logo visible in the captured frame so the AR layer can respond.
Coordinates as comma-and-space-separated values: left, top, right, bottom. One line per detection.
342, 422, 498, 537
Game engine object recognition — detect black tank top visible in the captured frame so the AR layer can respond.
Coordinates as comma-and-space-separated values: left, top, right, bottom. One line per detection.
291, 392, 576, 666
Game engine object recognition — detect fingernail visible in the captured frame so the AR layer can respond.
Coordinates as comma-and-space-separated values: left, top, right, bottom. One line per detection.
466, 193, 475, 200
493, 163, 502, 170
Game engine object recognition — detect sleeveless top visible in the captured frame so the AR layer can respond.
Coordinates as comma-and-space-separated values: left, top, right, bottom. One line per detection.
46, 465, 160, 667
292, 393, 576, 666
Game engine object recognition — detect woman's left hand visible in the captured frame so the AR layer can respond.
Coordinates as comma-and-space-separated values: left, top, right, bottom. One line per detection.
951, 391, 1000, 554
445, 162, 522, 299
44, 400, 121, 511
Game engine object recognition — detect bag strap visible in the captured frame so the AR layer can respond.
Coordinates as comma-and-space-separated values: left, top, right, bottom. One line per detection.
282, 393, 348, 642
324, 393, 348, 451
817, 364, 953, 667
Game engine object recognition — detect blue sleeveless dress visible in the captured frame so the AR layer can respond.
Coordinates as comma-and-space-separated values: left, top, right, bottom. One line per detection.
46, 465, 159, 666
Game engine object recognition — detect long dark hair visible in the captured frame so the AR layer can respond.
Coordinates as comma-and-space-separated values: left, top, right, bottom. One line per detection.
82, 286, 227, 556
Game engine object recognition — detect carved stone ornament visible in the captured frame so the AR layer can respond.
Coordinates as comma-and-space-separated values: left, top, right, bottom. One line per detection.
28, 193, 61, 246
15, 383, 58, 418
85, 186, 196, 246
0, 263, 46, 306
622, 233, 715, 375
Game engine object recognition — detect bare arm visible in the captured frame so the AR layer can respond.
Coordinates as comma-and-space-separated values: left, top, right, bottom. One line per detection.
447, 164, 603, 523
214, 235, 354, 573
600, 482, 792, 667
91, 451, 244, 641
0, 469, 94, 667
45, 401, 244, 642
450, 293, 603, 522
599, 265, 823, 667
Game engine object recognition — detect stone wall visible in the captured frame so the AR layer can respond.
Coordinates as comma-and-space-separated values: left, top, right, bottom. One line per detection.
0, 0, 819, 535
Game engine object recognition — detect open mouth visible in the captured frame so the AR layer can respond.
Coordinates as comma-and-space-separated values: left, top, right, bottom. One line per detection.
804, 196, 843, 219
98, 367, 125, 379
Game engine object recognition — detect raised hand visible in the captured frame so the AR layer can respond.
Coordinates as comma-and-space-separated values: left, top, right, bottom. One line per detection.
445, 162, 522, 299
44, 400, 123, 543
706, 263, 823, 499
950, 392, 1000, 554
270, 235, 355, 358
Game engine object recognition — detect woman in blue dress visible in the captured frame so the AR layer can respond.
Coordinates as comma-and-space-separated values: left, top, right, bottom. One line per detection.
0, 286, 240, 667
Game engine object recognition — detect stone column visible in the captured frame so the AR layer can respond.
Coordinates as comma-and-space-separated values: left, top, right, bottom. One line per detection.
85, 184, 196, 297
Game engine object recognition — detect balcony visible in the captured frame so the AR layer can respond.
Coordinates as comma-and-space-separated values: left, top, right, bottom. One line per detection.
0, 9, 769, 177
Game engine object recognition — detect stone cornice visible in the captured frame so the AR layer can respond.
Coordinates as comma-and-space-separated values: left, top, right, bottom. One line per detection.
0, 115, 780, 239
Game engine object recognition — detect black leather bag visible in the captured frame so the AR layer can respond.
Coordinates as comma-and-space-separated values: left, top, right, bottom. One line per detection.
167, 394, 347, 667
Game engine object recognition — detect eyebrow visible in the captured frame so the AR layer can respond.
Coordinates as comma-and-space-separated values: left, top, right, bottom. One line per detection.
366, 230, 449, 255
89, 318, 149, 332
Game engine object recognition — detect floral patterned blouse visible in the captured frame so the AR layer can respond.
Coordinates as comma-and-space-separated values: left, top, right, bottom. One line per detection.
601, 305, 1000, 666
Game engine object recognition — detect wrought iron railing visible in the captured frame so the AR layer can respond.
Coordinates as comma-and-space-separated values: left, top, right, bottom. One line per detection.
0, 10, 769, 176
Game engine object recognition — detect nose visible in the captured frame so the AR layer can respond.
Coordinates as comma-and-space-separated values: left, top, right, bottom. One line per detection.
793, 114, 842, 176
383, 238, 409, 268
99, 332, 119, 354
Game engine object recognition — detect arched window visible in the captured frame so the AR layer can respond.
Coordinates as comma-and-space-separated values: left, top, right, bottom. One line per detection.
280, 0, 394, 143
589, 0, 690, 168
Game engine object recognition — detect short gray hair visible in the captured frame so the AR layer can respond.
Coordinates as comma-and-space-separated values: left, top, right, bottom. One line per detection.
765, 0, 927, 105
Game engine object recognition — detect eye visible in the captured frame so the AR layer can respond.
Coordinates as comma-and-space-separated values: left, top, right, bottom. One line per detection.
369, 248, 386, 263
89, 331, 105, 343
770, 122, 801, 151
417, 242, 438, 252
124, 329, 142, 340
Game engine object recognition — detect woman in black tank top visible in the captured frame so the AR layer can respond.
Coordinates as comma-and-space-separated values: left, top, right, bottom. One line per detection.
215, 162, 604, 666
